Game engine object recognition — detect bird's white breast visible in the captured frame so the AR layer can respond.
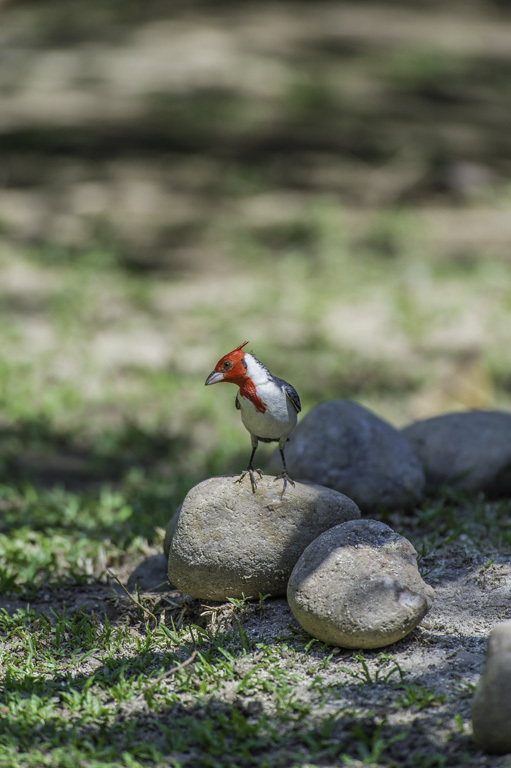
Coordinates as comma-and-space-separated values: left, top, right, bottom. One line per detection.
238, 355, 297, 441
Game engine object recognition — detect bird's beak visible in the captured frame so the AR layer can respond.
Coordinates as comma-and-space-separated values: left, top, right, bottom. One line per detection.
205, 370, 224, 386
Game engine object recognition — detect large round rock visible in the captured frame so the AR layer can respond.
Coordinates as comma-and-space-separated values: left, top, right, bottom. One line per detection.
269, 400, 424, 512
167, 475, 360, 600
287, 519, 435, 649
164, 510, 180, 560
402, 410, 511, 497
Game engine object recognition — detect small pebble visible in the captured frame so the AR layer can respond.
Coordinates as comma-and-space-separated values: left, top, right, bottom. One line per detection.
126, 554, 172, 593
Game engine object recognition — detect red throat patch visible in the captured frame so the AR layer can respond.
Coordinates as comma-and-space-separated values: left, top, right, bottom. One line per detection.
239, 379, 267, 414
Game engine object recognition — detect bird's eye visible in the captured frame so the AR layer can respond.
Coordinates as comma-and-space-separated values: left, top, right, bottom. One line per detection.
222, 361, 233, 371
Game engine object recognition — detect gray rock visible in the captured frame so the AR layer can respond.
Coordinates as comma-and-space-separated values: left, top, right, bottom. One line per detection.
287, 519, 435, 649
472, 620, 511, 754
402, 410, 511, 497
269, 399, 424, 512
164, 509, 180, 560
168, 475, 361, 600
126, 554, 173, 593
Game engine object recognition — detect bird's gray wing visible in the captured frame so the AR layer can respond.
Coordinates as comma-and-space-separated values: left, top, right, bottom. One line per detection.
235, 393, 241, 410
274, 377, 301, 413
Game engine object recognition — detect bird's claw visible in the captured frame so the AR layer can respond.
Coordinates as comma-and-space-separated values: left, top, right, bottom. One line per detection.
235, 467, 263, 493
274, 471, 295, 494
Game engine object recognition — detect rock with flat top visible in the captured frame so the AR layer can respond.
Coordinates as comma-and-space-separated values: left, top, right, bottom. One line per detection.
269, 399, 424, 512
287, 519, 435, 649
472, 621, 511, 754
402, 410, 511, 497
168, 475, 360, 600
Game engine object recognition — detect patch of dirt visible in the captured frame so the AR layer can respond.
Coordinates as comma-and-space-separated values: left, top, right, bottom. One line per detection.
0, 583, 125, 622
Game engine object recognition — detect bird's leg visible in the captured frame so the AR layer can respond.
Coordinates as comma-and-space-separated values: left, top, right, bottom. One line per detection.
235, 440, 263, 493
274, 445, 295, 493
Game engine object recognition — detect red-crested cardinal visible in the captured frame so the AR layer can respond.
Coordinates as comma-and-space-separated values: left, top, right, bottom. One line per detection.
205, 342, 301, 493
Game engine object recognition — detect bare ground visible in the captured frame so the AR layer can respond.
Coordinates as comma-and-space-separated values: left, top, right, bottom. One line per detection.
1, 529, 511, 766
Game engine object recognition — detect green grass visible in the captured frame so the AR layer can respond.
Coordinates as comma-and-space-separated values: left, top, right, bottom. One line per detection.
0, 602, 453, 768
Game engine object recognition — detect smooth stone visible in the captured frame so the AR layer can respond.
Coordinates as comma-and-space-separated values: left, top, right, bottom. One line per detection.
472, 621, 511, 754
164, 509, 180, 560
402, 410, 511, 497
287, 519, 435, 649
126, 554, 173, 593
168, 475, 361, 600
269, 399, 424, 512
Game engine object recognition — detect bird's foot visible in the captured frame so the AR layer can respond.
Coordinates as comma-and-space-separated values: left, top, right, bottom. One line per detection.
274, 471, 295, 494
235, 467, 263, 493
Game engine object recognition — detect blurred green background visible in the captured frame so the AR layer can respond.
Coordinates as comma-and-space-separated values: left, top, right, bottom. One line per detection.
1, 0, 510, 575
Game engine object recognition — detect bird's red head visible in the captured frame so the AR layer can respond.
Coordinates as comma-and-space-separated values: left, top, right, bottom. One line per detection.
205, 341, 249, 386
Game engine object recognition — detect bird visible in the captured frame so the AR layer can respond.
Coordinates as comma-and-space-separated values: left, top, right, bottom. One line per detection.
205, 341, 301, 493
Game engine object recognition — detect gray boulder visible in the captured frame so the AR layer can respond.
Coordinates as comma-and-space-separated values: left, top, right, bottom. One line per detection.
269, 399, 424, 512
402, 410, 511, 497
164, 509, 180, 560
167, 475, 360, 600
472, 620, 511, 754
287, 519, 435, 649
126, 554, 172, 593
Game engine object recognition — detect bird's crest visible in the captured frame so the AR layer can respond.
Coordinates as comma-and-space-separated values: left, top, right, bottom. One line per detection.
212, 341, 250, 375
226, 341, 249, 358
